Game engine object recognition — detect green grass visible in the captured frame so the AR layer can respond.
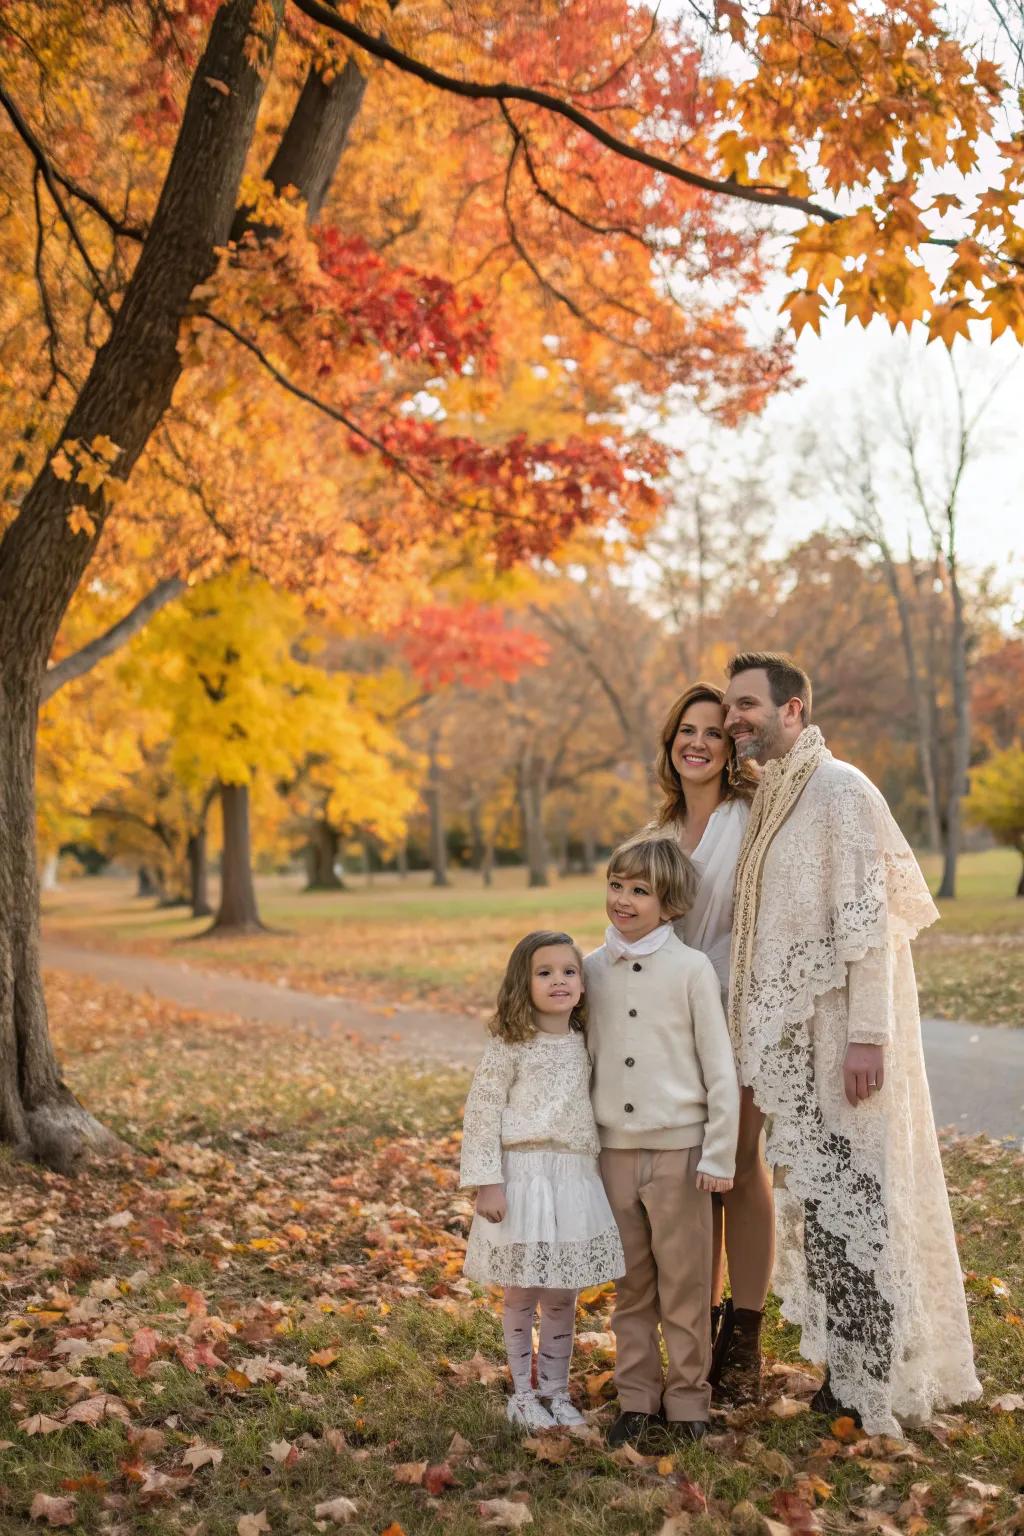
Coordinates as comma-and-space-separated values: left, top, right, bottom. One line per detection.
44, 849, 1024, 1026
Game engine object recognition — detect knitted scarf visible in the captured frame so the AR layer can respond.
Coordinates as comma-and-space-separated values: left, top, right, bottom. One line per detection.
728, 725, 828, 1045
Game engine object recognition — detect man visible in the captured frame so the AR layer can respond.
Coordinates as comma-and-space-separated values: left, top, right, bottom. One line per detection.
717, 651, 979, 1435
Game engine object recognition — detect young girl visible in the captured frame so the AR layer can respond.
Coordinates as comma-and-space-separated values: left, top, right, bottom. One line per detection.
461, 930, 626, 1432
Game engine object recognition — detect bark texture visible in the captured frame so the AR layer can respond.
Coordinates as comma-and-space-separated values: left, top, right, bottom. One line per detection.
305, 819, 345, 890
0, 0, 283, 1165
211, 783, 265, 933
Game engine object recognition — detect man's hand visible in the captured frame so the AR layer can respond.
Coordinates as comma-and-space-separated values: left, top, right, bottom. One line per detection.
843, 1043, 885, 1107
475, 1184, 507, 1223
696, 1171, 734, 1193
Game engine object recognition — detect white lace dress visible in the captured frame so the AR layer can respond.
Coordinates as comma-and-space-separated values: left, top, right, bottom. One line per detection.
732, 748, 980, 1435
460, 1031, 625, 1289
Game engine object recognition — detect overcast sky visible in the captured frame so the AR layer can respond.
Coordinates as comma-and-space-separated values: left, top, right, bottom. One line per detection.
653, 0, 1024, 624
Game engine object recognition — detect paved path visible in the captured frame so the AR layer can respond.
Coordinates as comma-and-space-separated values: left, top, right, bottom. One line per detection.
43, 939, 1024, 1143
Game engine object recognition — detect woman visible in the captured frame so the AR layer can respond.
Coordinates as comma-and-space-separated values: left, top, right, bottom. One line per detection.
651, 682, 772, 1403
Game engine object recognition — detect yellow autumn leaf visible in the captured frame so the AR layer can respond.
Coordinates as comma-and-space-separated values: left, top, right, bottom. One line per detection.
50, 449, 73, 481
67, 506, 96, 538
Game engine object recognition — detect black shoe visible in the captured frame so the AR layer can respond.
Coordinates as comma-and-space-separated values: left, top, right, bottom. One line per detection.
666, 1418, 711, 1443
810, 1371, 863, 1428
606, 1409, 664, 1449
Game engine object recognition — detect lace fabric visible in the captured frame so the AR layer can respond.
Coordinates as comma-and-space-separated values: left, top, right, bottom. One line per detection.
731, 742, 980, 1435
459, 1032, 600, 1190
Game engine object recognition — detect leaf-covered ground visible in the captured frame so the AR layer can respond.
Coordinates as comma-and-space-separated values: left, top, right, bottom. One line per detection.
1, 972, 1022, 1535
41, 848, 1024, 1027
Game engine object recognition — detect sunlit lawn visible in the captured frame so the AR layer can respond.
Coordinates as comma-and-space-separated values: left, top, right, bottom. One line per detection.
43, 848, 1024, 1026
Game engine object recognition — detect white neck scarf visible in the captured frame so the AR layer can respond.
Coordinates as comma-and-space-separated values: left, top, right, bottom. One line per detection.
604, 920, 674, 962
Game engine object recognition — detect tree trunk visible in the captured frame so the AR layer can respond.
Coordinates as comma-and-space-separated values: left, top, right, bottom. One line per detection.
396, 839, 409, 879
0, 1, 281, 1164
518, 757, 549, 888
362, 834, 375, 887
880, 552, 942, 853
481, 833, 494, 887
937, 571, 970, 900
582, 830, 597, 875
136, 865, 161, 899
557, 825, 570, 877
425, 732, 449, 887
210, 782, 264, 932
304, 819, 344, 890
0, 691, 119, 1167
40, 852, 60, 893
468, 798, 485, 872
188, 827, 212, 918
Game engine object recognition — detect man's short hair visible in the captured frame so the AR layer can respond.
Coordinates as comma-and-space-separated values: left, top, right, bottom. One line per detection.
727, 651, 812, 724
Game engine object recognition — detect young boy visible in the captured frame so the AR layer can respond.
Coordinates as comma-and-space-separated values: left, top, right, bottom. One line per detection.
586, 834, 740, 1448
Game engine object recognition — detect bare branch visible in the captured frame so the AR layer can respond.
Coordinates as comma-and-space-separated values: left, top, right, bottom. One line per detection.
41, 576, 187, 700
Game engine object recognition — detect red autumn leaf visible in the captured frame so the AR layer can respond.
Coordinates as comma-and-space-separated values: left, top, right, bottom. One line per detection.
423, 1461, 458, 1496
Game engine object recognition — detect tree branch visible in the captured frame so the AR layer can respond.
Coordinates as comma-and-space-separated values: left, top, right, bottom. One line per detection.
41, 576, 187, 701
289, 0, 976, 254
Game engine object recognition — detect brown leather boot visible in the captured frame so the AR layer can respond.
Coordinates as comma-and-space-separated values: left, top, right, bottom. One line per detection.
713, 1306, 763, 1405
708, 1298, 733, 1388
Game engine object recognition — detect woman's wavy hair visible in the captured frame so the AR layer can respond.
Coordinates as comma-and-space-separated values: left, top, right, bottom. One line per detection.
654, 681, 756, 828
490, 930, 587, 1044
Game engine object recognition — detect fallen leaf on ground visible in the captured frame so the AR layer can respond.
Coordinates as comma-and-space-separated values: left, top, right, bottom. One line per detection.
423, 1461, 458, 1496
830, 1415, 863, 1442
959, 1475, 1002, 1499
673, 1479, 708, 1514
770, 1488, 821, 1533
768, 1394, 809, 1418
308, 1347, 339, 1367
393, 1461, 427, 1485
182, 1442, 223, 1470
63, 1392, 131, 1426
18, 1414, 66, 1436
266, 1439, 297, 1465
446, 1431, 472, 1459
657, 1517, 692, 1535
313, 1497, 358, 1524
523, 1435, 571, 1465
584, 1368, 615, 1399
991, 1393, 1024, 1412
324, 1428, 347, 1453
446, 1352, 505, 1386
238, 1514, 271, 1536
29, 1493, 77, 1527
478, 1499, 532, 1528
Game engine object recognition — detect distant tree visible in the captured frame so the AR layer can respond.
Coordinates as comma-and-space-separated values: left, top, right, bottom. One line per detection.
966, 748, 1024, 896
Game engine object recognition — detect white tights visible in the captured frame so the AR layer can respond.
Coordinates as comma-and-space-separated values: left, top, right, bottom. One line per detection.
501, 1286, 578, 1396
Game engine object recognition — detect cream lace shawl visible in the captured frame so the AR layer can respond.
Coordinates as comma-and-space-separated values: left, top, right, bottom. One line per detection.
727, 728, 980, 1434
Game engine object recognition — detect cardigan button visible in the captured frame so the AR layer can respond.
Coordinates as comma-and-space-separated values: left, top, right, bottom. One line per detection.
625, 1057, 635, 1068
628, 1008, 637, 1017
632, 962, 642, 972
624, 1102, 634, 1112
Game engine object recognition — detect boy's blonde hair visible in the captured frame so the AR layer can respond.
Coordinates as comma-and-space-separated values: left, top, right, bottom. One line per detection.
490, 930, 588, 1044
606, 834, 697, 922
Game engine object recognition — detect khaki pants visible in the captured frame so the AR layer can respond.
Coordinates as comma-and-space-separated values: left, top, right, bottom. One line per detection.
599, 1146, 712, 1421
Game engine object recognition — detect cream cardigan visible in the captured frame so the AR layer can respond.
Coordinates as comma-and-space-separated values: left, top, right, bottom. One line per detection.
584, 931, 740, 1180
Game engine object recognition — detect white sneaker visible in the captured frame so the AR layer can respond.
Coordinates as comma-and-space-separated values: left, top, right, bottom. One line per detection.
542, 1392, 587, 1427
506, 1391, 555, 1431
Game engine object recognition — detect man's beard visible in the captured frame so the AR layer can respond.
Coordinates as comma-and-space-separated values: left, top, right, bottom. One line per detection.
733, 712, 784, 763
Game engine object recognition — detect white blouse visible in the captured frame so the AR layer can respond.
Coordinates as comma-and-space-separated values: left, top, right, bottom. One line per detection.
459, 1031, 600, 1188
675, 797, 749, 997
